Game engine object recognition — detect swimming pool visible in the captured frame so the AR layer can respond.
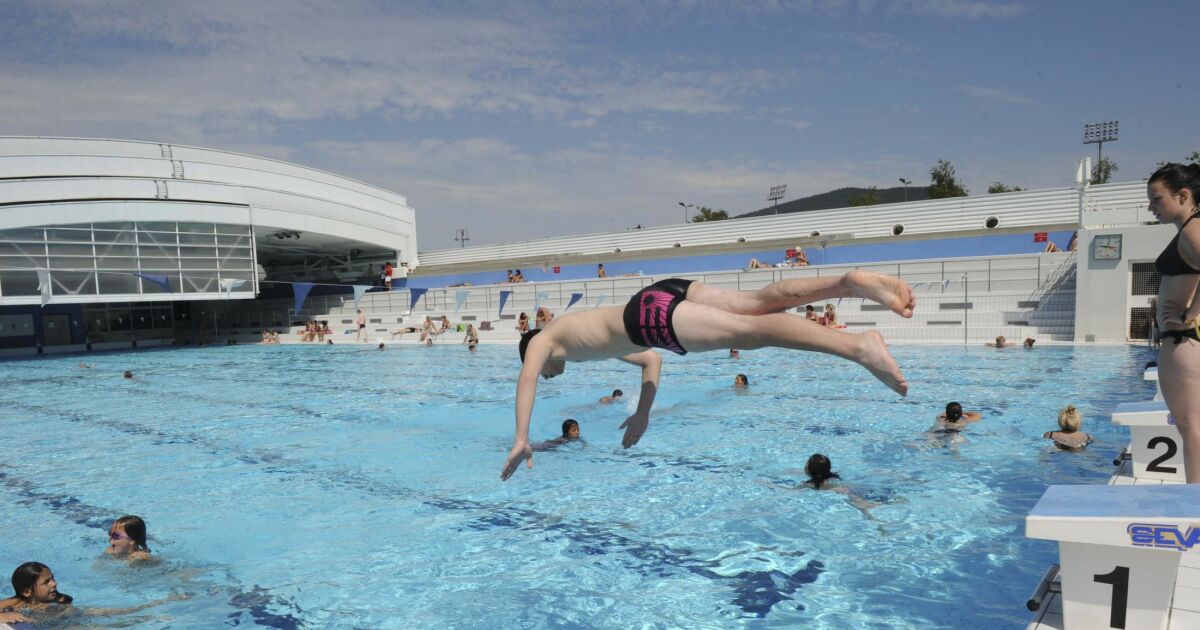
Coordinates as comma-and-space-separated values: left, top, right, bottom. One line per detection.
0, 342, 1157, 628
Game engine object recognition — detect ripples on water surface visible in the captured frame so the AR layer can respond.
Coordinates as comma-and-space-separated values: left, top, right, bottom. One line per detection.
0, 343, 1157, 628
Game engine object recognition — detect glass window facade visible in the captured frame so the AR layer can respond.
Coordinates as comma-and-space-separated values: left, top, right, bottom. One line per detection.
0, 222, 256, 299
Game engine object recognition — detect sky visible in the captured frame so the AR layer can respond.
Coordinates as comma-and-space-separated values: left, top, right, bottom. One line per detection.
2, 1, 1198, 249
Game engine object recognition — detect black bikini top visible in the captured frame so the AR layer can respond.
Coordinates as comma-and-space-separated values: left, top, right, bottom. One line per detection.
1155, 214, 1200, 276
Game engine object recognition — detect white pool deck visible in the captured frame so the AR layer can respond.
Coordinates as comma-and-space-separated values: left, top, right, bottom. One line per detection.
1026, 366, 1196, 629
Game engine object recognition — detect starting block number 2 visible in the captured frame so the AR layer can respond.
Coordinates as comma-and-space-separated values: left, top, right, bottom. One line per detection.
1146, 437, 1178, 474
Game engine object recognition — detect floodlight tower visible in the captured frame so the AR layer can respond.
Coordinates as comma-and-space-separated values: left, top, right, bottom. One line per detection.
899, 178, 911, 202
768, 184, 787, 214
454, 228, 470, 248
1083, 121, 1119, 166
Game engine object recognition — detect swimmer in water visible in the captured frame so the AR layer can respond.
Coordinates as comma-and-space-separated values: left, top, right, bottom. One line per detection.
105, 515, 153, 562
931, 402, 983, 433
0, 561, 184, 624
0, 562, 72, 624
1043, 404, 1094, 450
503, 271, 915, 480
598, 389, 623, 404
798, 454, 877, 517
532, 419, 582, 451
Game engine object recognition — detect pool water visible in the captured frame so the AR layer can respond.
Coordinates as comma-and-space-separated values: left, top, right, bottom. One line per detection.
0, 342, 1157, 628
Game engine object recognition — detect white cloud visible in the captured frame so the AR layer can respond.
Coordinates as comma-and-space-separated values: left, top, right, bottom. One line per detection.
300, 137, 920, 247
958, 84, 1033, 104
774, 119, 813, 131
888, 0, 1026, 19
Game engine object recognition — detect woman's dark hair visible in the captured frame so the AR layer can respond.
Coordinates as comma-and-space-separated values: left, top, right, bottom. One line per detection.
11, 562, 71, 604
1149, 163, 1200, 209
945, 402, 964, 422
561, 419, 579, 436
113, 515, 150, 552
805, 454, 840, 489
736, 374, 749, 385
612, 389, 623, 397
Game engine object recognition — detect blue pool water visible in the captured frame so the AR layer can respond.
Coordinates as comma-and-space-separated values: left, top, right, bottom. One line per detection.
0, 343, 1157, 628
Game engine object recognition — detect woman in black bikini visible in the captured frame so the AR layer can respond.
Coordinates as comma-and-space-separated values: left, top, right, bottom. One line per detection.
1149, 163, 1200, 483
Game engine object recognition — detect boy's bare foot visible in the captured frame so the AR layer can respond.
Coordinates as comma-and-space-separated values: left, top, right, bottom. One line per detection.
855, 330, 908, 396
845, 270, 916, 318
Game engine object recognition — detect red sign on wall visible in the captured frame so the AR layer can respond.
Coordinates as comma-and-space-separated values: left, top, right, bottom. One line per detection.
1033, 232, 1048, 243
553, 266, 561, 274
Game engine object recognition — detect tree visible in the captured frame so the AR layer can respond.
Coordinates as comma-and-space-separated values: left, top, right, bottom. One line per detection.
690, 207, 729, 222
848, 186, 881, 206
987, 182, 1024, 194
1188, 150, 1200, 164
1090, 156, 1118, 184
928, 159, 968, 198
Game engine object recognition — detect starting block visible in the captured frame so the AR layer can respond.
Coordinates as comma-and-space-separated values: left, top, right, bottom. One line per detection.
1026, 485, 1200, 630
1145, 367, 1162, 402
1111, 401, 1185, 483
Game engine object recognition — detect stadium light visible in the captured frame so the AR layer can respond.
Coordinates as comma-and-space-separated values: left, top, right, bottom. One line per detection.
768, 184, 787, 214
899, 178, 911, 202
1083, 120, 1119, 166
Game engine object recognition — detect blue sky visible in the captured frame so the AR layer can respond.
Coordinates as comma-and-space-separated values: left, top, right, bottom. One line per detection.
2, 1, 1197, 248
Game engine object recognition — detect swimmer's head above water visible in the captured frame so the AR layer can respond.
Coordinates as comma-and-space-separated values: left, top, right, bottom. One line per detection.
561, 419, 580, 439
805, 453, 840, 489
10, 562, 71, 605
519, 329, 565, 378
106, 515, 150, 557
945, 401, 964, 422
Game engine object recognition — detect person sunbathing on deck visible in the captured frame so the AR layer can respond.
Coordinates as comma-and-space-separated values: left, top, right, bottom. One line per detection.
502, 270, 915, 480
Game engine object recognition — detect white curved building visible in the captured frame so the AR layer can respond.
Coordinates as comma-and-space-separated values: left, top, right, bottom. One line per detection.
0, 137, 416, 305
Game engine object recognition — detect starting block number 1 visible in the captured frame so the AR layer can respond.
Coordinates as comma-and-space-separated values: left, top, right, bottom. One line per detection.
1059, 542, 1179, 630
1092, 565, 1129, 629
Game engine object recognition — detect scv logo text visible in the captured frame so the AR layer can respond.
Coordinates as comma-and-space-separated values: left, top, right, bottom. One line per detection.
1128, 523, 1200, 550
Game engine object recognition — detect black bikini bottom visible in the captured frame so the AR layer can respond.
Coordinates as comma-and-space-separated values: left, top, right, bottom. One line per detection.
1161, 328, 1200, 344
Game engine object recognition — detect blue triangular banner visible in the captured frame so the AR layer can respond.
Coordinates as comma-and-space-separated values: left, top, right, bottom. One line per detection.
409, 288, 428, 310
352, 284, 371, 308
498, 290, 512, 318
135, 272, 172, 293
455, 289, 471, 313
293, 282, 315, 313
565, 292, 583, 311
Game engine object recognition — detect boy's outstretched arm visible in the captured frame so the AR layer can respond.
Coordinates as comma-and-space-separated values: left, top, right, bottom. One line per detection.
617, 350, 661, 448
501, 335, 552, 480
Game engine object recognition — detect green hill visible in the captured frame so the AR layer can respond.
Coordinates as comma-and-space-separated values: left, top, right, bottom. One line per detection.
736, 185, 929, 219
